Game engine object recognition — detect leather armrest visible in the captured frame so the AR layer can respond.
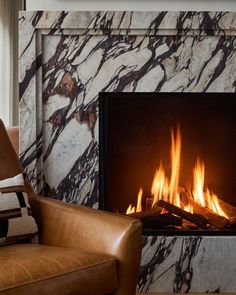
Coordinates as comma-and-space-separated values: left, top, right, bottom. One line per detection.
29, 194, 142, 295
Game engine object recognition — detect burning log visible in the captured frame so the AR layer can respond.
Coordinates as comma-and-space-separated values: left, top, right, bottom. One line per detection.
190, 200, 228, 229
181, 192, 229, 229
127, 207, 182, 229
228, 216, 236, 228
217, 199, 236, 218
157, 199, 208, 229
182, 220, 199, 230
127, 207, 162, 221
142, 213, 182, 229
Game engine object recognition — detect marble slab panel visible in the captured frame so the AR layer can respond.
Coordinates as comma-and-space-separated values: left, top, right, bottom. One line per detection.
139, 235, 236, 293
19, 11, 236, 207
19, 11, 236, 294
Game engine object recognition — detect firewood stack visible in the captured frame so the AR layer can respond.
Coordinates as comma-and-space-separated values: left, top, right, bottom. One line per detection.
127, 191, 236, 231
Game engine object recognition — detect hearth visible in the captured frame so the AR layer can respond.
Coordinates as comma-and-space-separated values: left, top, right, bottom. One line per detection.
99, 92, 236, 235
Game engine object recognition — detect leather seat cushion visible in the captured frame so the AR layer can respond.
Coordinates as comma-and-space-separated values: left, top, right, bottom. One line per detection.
0, 243, 118, 295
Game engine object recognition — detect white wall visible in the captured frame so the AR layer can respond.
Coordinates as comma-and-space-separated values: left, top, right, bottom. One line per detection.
26, 0, 236, 12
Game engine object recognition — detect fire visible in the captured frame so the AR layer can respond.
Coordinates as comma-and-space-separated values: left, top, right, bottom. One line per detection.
137, 188, 143, 212
206, 190, 228, 218
126, 125, 229, 220
169, 127, 181, 205
126, 188, 143, 214
184, 203, 193, 214
126, 204, 136, 214
151, 127, 182, 208
151, 162, 168, 206
192, 159, 206, 207
192, 161, 228, 218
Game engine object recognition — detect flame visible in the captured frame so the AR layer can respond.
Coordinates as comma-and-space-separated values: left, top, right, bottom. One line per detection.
125, 125, 229, 221
137, 188, 143, 212
192, 160, 228, 218
151, 127, 181, 208
184, 203, 193, 214
160, 208, 169, 214
151, 162, 168, 207
126, 204, 135, 214
126, 188, 143, 214
206, 189, 228, 218
169, 127, 181, 205
192, 159, 206, 207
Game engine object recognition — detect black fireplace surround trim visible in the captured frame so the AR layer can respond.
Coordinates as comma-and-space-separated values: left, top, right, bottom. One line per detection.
99, 92, 236, 236
142, 229, 236, 236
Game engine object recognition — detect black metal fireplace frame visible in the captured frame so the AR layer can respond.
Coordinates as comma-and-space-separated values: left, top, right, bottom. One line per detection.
99, 92, 236, 236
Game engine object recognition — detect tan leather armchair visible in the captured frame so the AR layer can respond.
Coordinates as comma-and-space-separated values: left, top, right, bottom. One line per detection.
0, 120, 142, 295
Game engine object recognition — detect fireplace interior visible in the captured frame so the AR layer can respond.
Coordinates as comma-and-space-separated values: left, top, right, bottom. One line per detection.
99, 92, 236, 234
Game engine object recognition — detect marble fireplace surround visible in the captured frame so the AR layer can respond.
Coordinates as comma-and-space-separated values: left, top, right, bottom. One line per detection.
19, 11, 236, 293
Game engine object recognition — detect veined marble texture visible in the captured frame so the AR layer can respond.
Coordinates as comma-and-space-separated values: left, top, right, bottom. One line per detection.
19, 11, 236, 294
139, 235, 236, 293
19, 11, 236, 206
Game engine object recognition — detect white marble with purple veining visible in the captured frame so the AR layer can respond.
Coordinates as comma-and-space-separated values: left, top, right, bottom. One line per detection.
19, 11, 236, 293
139, 236, 236, 293
19, 11, 236, 205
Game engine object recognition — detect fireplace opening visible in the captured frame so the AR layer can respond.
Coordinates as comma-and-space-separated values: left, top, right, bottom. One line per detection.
99, 92, 236, 235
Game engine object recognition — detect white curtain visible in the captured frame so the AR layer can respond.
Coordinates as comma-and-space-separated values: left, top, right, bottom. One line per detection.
0, 0, 22, 127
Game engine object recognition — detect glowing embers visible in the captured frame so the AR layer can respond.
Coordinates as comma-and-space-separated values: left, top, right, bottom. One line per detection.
126, 126, 233, 230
